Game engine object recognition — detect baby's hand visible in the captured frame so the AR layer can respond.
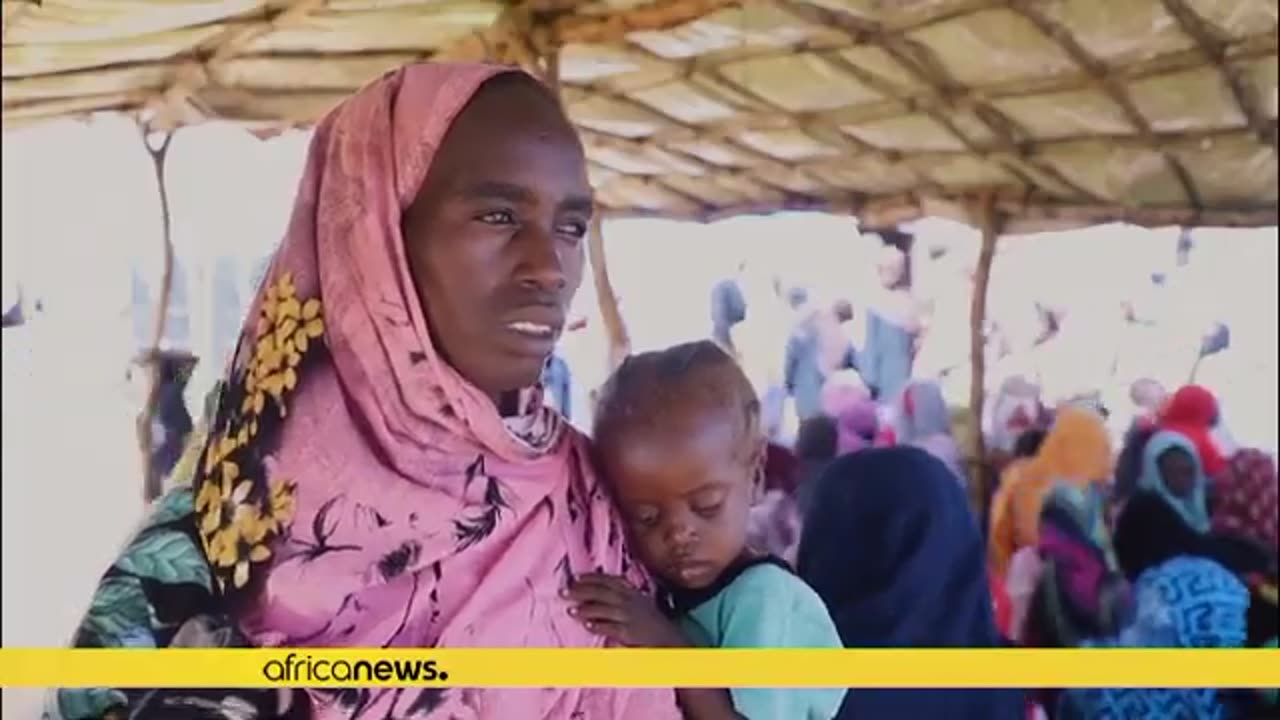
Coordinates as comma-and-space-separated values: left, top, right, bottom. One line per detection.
564, 573, 687, 648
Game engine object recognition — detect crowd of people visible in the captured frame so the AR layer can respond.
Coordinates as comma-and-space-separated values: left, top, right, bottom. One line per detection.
40, 62, 1278, 720
746, 369, 1278, 718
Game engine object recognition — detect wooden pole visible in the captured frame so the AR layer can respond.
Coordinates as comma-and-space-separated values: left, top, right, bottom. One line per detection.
541, 44, 631, 374
587, 215, 631, 372
969, 191, 1002, 515
137, 125, 176, 504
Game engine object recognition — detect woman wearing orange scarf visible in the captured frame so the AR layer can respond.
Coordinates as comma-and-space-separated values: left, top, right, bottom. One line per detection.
988, 406, 1114, 579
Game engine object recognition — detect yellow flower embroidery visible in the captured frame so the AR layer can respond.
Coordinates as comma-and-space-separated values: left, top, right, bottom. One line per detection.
199, 461, 252, 536
203, 433, 240, 477
266, 477, 297, 533
194, 271, 318, 592
242, 273, 324, 419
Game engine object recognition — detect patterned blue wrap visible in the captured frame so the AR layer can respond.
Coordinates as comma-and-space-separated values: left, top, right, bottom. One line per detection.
1058, 556, 1249, 720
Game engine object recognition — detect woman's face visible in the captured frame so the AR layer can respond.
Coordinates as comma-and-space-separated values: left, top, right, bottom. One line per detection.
403, 75, 591, 403
1157, 447, 1198, 498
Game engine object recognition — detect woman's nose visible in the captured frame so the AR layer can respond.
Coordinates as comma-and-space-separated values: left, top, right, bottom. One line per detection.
514, 226, 567, 293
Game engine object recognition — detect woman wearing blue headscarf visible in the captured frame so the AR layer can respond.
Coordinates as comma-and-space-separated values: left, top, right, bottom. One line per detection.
1139, 431, 1211, 531
1096, 432, 1278, 719
1113, 431, 1272, 582
797, 447, 1024, 720
1057, 556, 1251, 720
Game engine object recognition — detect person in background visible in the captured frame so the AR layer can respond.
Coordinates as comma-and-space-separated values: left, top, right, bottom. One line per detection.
709, 262, 747, 355
1024, 484, 1132, 650
136, 349, 199, 501
794, 414, 839, 519
1013, 428, 1047, 460
988, 407, 1113, 579
820, 368, 871, 415
1114, 431, 1273, 582
858, 243, 918, 403
784, 286, 854, 423
1113, 425, 1157, 514
983, 428, 1048, 534
833, 397, 880, 457
1128, 377, 1168, 430
1018, 483, 1131, 716
1116, 435, 1278, 716
798, 447, 1024, 720
1055, 556, 1251, 720
984, 375, 1044, 475
1211, 449, 1279, 555
575, 340, 846, 720
894, 380, 966, 485
47, 64, 680, 720
730, 272, 791, 444
747, 442, 804, 566
1157, 384, 1228, 476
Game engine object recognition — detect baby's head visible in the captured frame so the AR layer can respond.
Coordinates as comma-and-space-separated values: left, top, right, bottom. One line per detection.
593, 340, 763, 590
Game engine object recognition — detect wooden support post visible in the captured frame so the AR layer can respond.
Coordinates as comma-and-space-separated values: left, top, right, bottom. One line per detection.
542, 44, 631, 374
969, 191, 1002, 514
137, 126, 176, 505
587, 215, 631, 373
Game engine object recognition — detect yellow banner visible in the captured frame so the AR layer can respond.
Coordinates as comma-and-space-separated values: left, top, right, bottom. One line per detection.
2, 648, 1277, 688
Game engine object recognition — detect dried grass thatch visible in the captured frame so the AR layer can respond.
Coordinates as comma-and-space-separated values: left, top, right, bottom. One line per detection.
4, 0, 1278, 229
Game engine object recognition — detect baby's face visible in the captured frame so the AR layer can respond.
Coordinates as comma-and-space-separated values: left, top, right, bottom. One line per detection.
602, 415, 757, 590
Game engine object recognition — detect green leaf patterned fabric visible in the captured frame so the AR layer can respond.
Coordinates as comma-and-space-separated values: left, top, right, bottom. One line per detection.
116, 530, 211, 588
79, 576, 155, 649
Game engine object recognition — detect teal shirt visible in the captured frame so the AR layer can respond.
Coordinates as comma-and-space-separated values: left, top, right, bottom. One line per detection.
674, 562, 847, 720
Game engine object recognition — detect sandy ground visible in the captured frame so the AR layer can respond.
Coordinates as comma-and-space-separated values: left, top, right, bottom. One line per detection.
3, 324, 147, 718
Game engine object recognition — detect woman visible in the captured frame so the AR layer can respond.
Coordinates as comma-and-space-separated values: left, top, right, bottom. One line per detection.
819, 368, 871, 418
1112, 432, 1277, 668
988, 407, 1113, 579
1015, 483, 1131, 717
1158, 384, 1227, 476
894, 380, 966, 484
1056, 556, 1251, 720
1211, 448, 1278, 555
1024, 484, 1132, 650
137, 349, 199, 500
785, 292, 855, 423
794, 414, 839, 518
833, 398, 879, 457
798, 447, 1024, 719
46, 65, 679, 720
747, 443, 804, 565
985, 376, 1044, 466
1113, 432, 1275, 582
858, 244, 918, 403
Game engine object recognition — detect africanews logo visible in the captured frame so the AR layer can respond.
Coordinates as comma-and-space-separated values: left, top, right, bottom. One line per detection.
262, 653, 448, 684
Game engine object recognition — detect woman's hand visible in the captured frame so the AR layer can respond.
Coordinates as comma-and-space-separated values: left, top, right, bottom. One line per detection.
564, 573, 687, 648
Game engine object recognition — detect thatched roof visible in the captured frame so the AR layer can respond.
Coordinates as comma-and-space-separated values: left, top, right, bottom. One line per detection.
4, 0, 1278, 230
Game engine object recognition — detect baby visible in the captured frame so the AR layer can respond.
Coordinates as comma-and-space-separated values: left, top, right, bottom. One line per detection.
565, 340, 846, 720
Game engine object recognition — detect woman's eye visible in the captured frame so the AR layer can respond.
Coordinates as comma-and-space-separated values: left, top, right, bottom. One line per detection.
556, 220, 588, 240
692, 504, 722, 518
478, 210, 515, 225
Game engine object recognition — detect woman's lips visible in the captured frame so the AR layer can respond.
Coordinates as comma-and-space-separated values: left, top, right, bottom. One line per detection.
505, 320, 556, 338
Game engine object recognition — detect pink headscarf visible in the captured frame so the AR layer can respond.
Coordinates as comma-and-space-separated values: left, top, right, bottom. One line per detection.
1211, 449, 1279, 553
820, 369, 872, 418
835, 400, 880, 455
194, 64, 677, 719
